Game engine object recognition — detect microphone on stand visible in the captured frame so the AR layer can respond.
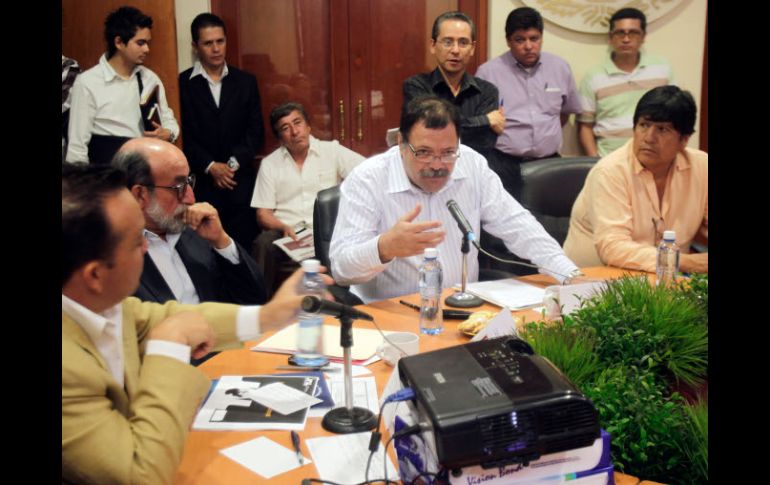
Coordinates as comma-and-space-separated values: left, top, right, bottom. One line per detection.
444, 199, 483, 308
446, 199, 476, 242
299, 296, 377, 433
301, 296, 374, 322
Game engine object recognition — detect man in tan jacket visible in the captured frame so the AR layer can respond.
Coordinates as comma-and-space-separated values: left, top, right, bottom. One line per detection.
62, 163, 325, 484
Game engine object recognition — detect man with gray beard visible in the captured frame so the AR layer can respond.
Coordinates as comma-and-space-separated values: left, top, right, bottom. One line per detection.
329, 97, 583, 302
112, 138, 267, 306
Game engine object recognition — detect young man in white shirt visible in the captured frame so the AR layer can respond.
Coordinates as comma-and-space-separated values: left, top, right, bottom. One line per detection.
66, 6, 179, 165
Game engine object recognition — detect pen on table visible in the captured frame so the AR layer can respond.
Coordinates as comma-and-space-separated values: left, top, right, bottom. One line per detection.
398, 300, 473, 320
290, 431, 304, 465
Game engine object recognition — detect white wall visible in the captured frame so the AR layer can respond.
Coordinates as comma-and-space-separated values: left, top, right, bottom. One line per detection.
486, 0, 707, 155
175, 0, 210, 73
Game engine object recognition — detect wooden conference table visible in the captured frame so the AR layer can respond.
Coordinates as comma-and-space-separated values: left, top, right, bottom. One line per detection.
174, 267, 659, 485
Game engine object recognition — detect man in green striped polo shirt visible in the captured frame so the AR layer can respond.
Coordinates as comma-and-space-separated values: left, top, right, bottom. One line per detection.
577, 8, 674, 157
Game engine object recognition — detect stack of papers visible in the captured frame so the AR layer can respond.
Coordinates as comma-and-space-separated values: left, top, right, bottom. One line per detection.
460, 278, 546, 310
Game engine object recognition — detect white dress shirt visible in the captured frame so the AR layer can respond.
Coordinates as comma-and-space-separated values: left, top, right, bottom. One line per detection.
188, 61, 237, 173
66, 54, 180, 163
144, 230, 240, 305
329, 145, 579, 302
250, 136, 364, 228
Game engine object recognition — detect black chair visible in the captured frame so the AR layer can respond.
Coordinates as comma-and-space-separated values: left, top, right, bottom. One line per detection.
519, 156, 599, 245
479, 156, 599, 274
313, 185, 364, 305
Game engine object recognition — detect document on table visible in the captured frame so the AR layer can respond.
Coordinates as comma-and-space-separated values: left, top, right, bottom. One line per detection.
328, 376, 380, 414
460, 278, 546, 309
306, 432, 398, 484
220, 436, 311, 479
193, 375, 318, 430
245, 382, 322, 415
252, 324, 395, 362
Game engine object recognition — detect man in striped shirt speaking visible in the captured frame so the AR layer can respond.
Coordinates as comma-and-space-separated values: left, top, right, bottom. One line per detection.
577, 8, 674, 157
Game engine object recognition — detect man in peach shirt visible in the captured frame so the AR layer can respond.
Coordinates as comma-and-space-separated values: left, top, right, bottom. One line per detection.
564, 85, 707, 273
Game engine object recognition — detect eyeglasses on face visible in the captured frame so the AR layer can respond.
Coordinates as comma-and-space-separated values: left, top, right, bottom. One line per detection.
610, 29, 643, 39
406, 142, 459, 164
147, 174, 196, 201
437, 37, 473, 49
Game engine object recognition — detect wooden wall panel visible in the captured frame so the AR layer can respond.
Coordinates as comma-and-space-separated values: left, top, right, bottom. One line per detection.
62, 0, 180, 144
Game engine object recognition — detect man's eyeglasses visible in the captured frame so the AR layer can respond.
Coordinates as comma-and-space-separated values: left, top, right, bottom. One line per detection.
147, 174, 196, 201
437, 38, 473, 49
406, 143, 460, 164
610, 29, 643, 40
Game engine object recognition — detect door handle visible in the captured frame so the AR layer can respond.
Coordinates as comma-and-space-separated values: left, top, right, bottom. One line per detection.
338, 100, 345, 141
356, 99, 364, 141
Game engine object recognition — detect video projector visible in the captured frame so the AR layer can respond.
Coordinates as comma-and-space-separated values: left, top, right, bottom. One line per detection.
397, 336, 600, 470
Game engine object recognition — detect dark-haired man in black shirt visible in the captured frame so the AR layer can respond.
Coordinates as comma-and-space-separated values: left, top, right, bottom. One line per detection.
402, 11, 503, 158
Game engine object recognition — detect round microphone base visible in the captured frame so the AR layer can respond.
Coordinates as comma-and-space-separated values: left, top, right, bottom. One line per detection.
322, 406, 378, 434
445, 291, 484, 308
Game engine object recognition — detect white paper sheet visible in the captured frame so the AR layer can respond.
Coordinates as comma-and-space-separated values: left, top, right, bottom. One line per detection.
327, 376, 380, 414
306, 432, 398, 484
471, 306, 519, 341
244, 382, 322, 415
461, 278, 546, 309
220, 436, 311, 479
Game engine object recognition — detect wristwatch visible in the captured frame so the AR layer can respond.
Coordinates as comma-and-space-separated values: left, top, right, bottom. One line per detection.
563, 269, 585, 285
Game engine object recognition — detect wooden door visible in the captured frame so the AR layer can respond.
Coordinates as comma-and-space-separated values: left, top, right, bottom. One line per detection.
214, 0, 486, 157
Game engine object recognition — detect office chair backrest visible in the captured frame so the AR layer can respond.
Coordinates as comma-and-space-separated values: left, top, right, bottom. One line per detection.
313, 185, 341, 271
519, 156, 599, 245
312, 184, 364, 305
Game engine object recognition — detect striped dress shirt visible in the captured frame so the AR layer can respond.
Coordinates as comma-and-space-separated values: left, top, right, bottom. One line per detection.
329, 145, 578, 302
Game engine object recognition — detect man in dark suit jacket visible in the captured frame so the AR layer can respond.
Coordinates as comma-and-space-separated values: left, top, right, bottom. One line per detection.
112, 137, 267, 306
178, 13, 265, 251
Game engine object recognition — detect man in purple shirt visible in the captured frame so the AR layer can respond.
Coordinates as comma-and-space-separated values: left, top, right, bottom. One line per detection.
476, 7, 581, 199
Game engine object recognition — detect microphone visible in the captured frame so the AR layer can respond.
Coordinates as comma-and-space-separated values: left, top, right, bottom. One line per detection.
301, 296, 374, 322
446, 199, 475, 241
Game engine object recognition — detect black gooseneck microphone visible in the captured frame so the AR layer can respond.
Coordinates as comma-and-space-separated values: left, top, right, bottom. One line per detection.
301, 295, 374, 322
446, 199, 476, 242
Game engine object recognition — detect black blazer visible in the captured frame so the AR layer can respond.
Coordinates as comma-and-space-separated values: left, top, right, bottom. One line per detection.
178, 65, 264, 208
134, 228, 268, 305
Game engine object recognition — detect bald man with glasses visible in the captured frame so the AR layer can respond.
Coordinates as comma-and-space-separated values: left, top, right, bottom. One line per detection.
112, 137, 267, 307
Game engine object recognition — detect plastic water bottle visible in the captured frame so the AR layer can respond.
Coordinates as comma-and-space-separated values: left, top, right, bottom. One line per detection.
419, 248, 444, 335
656, 230, 680, 287
292, 259, 329, 366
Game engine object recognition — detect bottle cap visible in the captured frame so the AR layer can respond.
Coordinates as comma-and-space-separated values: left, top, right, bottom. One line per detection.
301, 259, 321, 273
662, 230, 676, 242
424, 248, 438, 259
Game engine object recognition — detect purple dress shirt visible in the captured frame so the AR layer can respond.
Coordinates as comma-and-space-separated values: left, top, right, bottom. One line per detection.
476, 51, 581, 158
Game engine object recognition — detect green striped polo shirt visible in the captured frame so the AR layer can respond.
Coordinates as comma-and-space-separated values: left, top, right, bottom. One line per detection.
578, 52, 674, 156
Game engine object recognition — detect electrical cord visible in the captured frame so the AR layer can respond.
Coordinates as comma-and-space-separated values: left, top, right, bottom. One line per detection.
365, 389, 415, 484
369, 317, 410, 358
383, 423, 424, 484
472, 240, 571, 280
